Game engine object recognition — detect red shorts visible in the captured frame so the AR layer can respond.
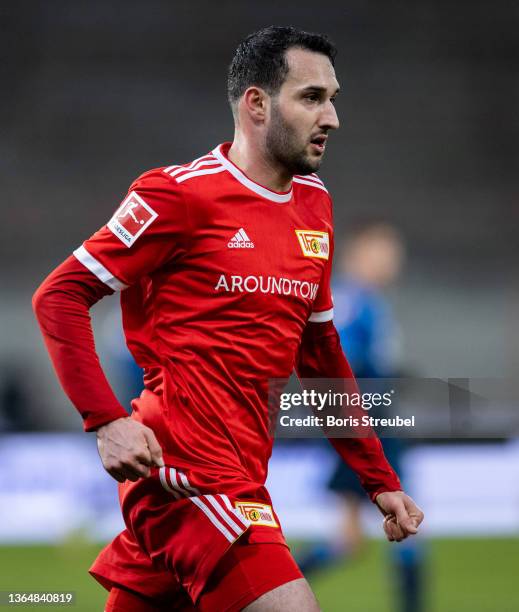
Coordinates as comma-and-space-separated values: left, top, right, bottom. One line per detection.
90, 465, 302, 609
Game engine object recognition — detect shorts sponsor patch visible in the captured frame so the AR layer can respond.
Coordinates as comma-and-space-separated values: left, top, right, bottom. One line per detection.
235, 501, 279, 528
295, 230, 330, 260
108, 191, 158, 247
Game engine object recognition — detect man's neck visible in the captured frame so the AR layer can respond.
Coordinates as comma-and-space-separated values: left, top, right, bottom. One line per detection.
227, 135, 293, 193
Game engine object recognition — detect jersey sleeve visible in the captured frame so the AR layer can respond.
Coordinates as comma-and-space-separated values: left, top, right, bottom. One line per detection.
33, 256, 130, 431
73, 169, 190, 290
308, 228, 334, 323
295, 319, 402, 501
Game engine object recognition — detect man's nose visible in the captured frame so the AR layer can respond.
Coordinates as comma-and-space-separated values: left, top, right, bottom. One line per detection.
319, 100, 340, 130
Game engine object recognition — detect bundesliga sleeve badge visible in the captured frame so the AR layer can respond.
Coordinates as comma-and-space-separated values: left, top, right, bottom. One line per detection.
108, 191, 158, 247
295, 230, 330, 260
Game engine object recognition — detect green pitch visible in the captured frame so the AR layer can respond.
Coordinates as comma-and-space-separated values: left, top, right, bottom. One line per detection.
1, 538, 517, 611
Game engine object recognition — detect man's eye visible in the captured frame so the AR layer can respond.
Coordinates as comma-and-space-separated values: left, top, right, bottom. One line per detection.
305, 94, 319, 102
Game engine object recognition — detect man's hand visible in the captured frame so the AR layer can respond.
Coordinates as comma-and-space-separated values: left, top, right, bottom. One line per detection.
375, 491, 424, 542
96, 417, 165, 482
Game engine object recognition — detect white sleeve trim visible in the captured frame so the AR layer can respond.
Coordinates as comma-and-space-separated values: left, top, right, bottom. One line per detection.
73, 245, 128, 292
308, 307, 334, 323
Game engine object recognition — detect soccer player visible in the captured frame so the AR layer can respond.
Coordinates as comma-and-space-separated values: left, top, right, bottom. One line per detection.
300, 222, 426, 612
33, 26, 424, 612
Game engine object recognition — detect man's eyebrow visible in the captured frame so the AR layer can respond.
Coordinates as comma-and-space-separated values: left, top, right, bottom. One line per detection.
300, 85, 340, 95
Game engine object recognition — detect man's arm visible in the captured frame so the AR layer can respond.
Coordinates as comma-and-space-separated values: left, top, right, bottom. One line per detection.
295, 319, 424, 540
33, 255, 127, 430
33, 255, 164, 482
32, 169, 189, 481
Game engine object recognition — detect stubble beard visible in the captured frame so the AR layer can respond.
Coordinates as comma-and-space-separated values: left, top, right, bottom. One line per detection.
265, 103, 322, 176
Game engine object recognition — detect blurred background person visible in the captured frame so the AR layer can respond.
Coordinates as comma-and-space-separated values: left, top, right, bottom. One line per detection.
299, 221, 426, 612
334, 221, 404, 380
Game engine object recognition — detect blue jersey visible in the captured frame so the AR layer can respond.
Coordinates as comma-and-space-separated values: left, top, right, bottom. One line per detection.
333, 278, 401, 378
330, 277, 403, 483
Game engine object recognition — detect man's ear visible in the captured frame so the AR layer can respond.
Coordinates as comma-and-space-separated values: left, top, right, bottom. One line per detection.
241, 86, 268, 122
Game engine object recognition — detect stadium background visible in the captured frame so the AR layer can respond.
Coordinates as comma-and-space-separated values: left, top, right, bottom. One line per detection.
1, 1, 517, 610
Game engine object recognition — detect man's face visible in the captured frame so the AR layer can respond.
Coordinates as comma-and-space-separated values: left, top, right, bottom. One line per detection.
265, 47, 340, 175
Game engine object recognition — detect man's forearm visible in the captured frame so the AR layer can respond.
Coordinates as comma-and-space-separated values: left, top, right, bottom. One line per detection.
296, 320, 401, 501
33, 256, 128, 431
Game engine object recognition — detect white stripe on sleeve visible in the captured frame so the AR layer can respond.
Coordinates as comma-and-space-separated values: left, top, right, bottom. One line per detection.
308, 307, 334, 323
168, 159, 220, 178
73, 245, 128, 292
175, 166, 225, 183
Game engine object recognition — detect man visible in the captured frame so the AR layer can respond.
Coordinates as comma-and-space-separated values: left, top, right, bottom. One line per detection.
330, 223, 408, 555
33, 26, 423, 612
299, 222, 425, 612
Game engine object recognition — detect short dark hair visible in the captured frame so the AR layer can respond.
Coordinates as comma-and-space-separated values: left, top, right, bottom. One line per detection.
227, 26, 337, 106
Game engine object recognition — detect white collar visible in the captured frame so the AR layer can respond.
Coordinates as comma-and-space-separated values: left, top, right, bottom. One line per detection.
212, 144, 293, 204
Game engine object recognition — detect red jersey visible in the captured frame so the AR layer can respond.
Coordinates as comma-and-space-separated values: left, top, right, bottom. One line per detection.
73, 142, 334, 488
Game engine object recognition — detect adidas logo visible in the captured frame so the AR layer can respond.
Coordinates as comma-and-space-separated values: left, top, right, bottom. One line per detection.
228, 228, 255, 249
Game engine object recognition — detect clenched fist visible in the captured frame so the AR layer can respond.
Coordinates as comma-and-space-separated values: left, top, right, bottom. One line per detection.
376, 490, 424, 542
96, 417, 164, 482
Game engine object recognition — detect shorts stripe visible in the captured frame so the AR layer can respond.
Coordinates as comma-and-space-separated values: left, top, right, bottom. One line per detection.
168, 468, 191, 497
160, 467, 200, 499
204, 495, 244, 538
189, 496, 236, 543
159, 467, 250, 543
177, 471, 200, 496
219, 495, 250, 529
158, 467, 182, 499
216, 495, 251, 531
